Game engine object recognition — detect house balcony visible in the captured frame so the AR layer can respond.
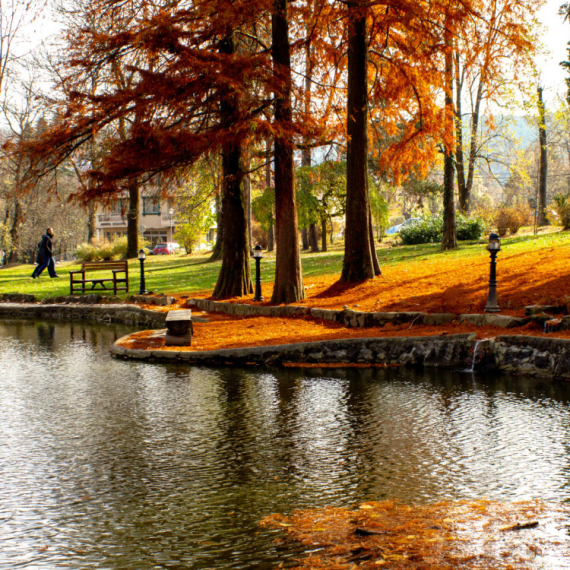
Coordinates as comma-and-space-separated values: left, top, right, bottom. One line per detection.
96, 214, 126, 228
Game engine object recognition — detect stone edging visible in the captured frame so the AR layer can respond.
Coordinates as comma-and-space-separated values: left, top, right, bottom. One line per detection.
188, 299, 550, 329
112, 333, 477, 369
0, 303, 167, 328
112, 332, 570, 380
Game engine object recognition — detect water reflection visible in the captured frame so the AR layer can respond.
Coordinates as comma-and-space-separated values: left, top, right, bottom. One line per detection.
1, 320, 570, 568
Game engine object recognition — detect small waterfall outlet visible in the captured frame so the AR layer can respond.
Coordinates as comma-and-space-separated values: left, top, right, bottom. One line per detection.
468, 340, 482, 373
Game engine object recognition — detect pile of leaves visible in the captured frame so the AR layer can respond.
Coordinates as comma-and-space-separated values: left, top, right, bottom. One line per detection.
261, 499, 570, 569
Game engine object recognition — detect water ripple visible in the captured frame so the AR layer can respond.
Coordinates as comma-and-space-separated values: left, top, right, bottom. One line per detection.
1, 321, 570, 568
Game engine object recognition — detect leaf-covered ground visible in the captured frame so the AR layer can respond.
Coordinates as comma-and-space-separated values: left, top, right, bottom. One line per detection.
261, 499, 570, 569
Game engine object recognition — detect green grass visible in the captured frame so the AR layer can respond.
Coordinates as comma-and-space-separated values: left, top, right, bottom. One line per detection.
1, 227, 569, 300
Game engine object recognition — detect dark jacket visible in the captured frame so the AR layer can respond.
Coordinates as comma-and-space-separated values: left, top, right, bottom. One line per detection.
36, 234, 53, 264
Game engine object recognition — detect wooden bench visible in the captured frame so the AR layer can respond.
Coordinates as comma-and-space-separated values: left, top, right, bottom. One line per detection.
70, 261, 129, 295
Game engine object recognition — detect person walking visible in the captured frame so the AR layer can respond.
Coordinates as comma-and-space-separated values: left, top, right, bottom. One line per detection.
31, 228, 59, 278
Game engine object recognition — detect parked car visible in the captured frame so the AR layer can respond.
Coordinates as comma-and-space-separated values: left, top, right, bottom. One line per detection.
151, 242, 179, 255
385, 217, 421, 235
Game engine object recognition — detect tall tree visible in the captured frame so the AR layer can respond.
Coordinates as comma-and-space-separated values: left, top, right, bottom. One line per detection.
271, 0, 304, 303
453, 0, 539, 213
340, 0, 380, 282
441, 29, 457, 251
537, 85, 549, 226
213, 30, 253, 298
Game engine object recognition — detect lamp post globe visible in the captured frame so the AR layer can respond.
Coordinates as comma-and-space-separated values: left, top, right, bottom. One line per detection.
484, 233, 501, 313
253, 245, 264, 302
138, 248, 147, 295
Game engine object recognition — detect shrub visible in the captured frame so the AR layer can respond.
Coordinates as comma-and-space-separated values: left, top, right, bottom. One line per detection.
494, 205, 532, 237
399, 215, 442, 244
251, 219, 268, 249
399, 213, 485, 245
553, 193, 570, 230
75, 237, 126, 261
456, 215, 486, 241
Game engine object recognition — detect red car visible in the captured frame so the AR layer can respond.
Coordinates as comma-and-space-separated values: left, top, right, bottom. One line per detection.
151, 243, 178, 255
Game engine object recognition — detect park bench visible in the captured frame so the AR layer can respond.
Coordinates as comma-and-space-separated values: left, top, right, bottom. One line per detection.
69, 260, 129, 295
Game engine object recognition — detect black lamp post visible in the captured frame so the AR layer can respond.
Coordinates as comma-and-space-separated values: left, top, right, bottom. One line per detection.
253, 245, 264, 302
138, 248, 147, 295
484, 233, 501, 313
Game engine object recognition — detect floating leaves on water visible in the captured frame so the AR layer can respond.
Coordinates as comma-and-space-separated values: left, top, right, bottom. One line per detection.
261, 499, 570, 569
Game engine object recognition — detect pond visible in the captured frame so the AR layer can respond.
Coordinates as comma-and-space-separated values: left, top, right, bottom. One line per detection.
1, 320, 570, 569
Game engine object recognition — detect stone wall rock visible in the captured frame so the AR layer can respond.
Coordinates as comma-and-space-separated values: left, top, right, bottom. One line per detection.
0, 303, 166, 328
189, 298, 308, 318
112, 333, 477, 369
1, 293, 37, 303
458, 314, 529, 328
492, 335, 570, 378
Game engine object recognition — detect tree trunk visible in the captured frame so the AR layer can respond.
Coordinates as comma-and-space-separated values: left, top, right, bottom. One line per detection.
368, 207, 381, 274
340, 0, 380, 282
267, 222, 275, 252
213, 31, 252, 298
321, 215, 327, 252
271, 0, 304, 304
87, 201, 97, 243
301, 227, 309, 249
9, 199, 23, 262
126, 183, 140, 258
309, 222, 319, 252
441, 45, 457, 251
213, 140, 252, 298
537, 86, 549, 226
454, 51, 467, 213
265, 141, 275, 253
244, 166, 253, 254
209, 190, 223, 261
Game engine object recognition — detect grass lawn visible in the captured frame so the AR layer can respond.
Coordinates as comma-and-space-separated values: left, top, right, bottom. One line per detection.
1, 227, 569, 311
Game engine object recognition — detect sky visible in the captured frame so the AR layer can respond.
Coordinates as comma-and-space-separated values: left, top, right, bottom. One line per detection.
537, 0, 569, 103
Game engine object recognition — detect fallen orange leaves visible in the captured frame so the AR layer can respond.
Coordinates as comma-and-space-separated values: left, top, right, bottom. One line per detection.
188, 240, 570, 317
125, 238, 570, 353
261, 499, 570, 569
119, 312, 569, 353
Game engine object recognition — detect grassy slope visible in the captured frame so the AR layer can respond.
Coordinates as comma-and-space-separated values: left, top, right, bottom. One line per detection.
0, 228, 567, 301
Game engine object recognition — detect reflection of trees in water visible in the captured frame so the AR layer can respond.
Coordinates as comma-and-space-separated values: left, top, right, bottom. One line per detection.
36, 322, 56, 349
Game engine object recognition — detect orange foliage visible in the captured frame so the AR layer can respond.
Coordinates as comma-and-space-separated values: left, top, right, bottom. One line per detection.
261, 499, 570, 570
119, 238, 570, 353
189, 241, 570, 317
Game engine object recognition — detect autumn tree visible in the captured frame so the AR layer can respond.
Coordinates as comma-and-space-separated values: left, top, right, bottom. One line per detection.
536, 86, 549, 226
271, 0, 304, 304
453, 0, 539, 214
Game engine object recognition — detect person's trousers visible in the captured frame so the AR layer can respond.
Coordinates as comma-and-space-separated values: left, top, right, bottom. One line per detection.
32, 257, 57, 278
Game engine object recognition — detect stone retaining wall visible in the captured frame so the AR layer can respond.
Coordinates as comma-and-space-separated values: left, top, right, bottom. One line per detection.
0, 303, 167, 328
188, 298, 547, 329
112, 333, 477, 369
112, 330, 570, 380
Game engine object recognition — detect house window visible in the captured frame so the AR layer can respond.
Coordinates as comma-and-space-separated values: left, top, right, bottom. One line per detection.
143, 230, 168, 247
110, 199, 126, 215
142, 197, 161, 215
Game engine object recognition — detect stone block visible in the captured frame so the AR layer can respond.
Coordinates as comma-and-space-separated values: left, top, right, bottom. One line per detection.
421, 313, 455, 326
165, 309, 192, 346
525, 304, 564, 316
1, 293, 37, 303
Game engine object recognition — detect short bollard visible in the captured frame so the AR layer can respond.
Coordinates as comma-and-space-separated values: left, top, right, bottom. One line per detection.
253, 245, 264, 302
484, 233, 501, 313
138, 249, 147, 295
165, 310, 193, 346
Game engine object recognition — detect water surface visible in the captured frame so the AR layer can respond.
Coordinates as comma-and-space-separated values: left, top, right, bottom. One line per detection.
1, 320, 570, 568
